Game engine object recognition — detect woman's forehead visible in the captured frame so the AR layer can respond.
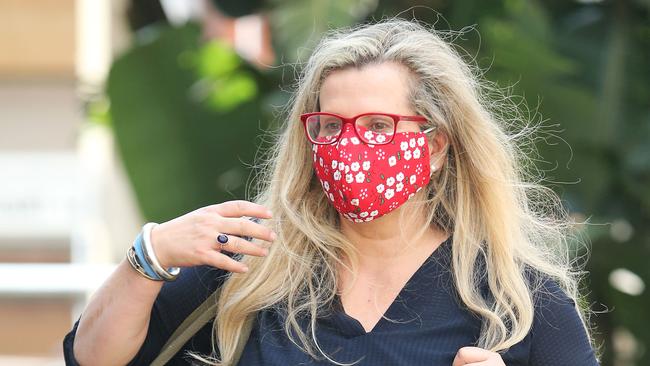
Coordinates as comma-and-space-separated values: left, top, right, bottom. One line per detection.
319, 62, 414, 115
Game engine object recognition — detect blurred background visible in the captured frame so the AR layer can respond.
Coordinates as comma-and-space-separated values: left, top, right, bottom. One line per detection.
0, 0, 648, 365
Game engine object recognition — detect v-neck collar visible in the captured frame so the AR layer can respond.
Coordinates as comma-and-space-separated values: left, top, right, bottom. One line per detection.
328, 235, 453, 337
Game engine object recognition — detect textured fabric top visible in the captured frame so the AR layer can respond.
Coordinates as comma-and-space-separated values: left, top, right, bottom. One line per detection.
63, 235, 599, 365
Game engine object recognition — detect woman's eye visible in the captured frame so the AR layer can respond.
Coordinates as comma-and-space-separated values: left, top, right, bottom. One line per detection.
324, 121, 341, 131
370, 122, 391, 132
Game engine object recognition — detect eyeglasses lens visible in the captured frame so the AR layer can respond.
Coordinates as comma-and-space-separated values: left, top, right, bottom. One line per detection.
306, 115, 341, 143
355, 114, 395, 144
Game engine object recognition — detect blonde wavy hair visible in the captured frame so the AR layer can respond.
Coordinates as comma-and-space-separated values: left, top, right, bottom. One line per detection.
189, 17, 599, 365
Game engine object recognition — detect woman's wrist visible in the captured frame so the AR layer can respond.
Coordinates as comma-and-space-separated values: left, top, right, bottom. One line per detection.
141, 222, 180, 281
125, 223, 180, 282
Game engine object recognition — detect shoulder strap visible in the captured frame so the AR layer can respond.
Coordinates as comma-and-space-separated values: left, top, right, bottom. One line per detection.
151, 286, 255, 366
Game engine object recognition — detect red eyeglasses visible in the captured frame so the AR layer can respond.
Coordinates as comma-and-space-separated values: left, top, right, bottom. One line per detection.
300, 112, 434, 145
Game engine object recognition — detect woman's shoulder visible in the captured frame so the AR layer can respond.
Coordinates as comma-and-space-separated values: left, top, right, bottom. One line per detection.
155, 264, 230, 331
522, 267, 581, 332
522, 268, 599, 365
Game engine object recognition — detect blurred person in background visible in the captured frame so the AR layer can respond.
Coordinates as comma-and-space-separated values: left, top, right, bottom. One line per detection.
63, 18, 600, 365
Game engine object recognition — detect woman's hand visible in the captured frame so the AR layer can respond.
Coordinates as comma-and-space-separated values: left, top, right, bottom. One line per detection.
452, 346, 506, 366
149, 200, 276, 273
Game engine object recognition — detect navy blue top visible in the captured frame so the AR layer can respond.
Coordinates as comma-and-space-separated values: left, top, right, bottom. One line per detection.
63, 236, 599, 365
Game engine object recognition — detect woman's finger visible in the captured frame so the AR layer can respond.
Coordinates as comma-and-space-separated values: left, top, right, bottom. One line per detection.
452, 347, 501, 366
209, 200, 273, 219
202, 249, 249, 273
217, 216, 276, 243
213, 233, 269, 257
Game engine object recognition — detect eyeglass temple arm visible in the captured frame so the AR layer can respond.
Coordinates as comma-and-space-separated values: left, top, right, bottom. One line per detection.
398, 116, 437, 134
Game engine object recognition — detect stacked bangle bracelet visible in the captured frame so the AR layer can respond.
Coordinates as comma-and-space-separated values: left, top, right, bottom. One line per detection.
126, 222, 181, 282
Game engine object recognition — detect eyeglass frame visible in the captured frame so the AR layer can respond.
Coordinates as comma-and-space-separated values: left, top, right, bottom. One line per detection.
299, 111, 437, 145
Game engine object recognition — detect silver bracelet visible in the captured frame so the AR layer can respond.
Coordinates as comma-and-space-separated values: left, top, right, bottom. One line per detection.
142, 222, 180, 281
125, 246, 163, 281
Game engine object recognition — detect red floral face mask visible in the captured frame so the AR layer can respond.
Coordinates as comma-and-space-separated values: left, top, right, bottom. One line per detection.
311, 124, 431, 222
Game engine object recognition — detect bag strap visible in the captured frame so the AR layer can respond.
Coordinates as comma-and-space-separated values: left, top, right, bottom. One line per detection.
151, 286, 255, 365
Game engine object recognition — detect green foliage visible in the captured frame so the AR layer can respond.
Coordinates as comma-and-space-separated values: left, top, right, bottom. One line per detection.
106, 24, 272, 222
186, 40, 259, 111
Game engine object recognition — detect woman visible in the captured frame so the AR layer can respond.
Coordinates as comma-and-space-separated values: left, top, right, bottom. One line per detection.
64, 18, 600, 365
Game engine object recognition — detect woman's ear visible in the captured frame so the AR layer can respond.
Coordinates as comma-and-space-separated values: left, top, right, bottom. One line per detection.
428, 131, 449, 174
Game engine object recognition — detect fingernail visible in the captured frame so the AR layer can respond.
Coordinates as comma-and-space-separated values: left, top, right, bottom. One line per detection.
262, 248, 270, 256
270, 232, 277, 241
266, 209, 273, 216
242, 266, 249, 272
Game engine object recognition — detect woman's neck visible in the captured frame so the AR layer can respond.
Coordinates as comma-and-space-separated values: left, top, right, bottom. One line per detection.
338, 203, 447, 272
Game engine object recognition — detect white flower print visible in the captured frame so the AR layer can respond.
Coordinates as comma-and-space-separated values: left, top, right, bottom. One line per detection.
340, 138, 348, 146
404, 150, 412, 160
349, 212, 357, 218
417, 136, 425, 146
329, 193, 334, 201
345, 165, 350, 173
396, 182, 404, 192
376, 134, 386, 143
351, 162, 360, 172
385, 188, 395, 200
346, 174, 353, 183
409, 138, 416, 148
350, 137, 360, 145
319, 157, 324, 166
359, 188, 368, 199
376, 184, 385, 193
388, 156, 397, 167
413, 148, 421, 159
334, 171, 341, 181
370, 210, 379, 217
386, 177, 395, 186
351, 198, 359, 206
323, 181, 330, 191
409, 174, 417, 184
354, 218, 363, 223
355, 172, 365, 183
364, 131, 374, 140
360, 211, 369, 218
408, 193, 415, 199
396, 172, 404, 182
338, 162, 344, 170
331, 160, 338, 169
313, 154, 317, 162
400, 141, 409, 151
362, 161, 371, 171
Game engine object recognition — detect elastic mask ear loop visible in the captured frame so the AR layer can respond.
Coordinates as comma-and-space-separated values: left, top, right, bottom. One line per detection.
430, 164, 437, 178
423, 124, 438, 178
